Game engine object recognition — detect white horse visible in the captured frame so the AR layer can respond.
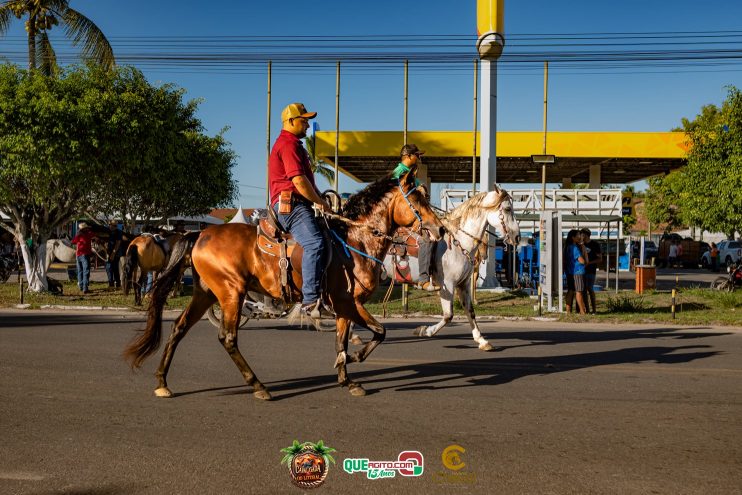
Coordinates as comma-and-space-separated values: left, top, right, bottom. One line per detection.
45, 238, 77, 269
414, 186, 520, 351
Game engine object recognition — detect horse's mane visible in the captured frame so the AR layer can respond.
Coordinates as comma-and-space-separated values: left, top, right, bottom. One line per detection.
327, 175, 399, 237
445, 191, 489, 229
341, 175, 398, 221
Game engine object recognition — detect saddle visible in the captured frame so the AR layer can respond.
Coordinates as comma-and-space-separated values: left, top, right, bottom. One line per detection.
388, 227, 421, 259
141, 232, 171, 256
388, 227, 424, 284
255, 208, 301, 301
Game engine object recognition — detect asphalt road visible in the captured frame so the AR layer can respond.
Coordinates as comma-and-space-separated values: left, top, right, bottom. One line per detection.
1, 310, 741, 495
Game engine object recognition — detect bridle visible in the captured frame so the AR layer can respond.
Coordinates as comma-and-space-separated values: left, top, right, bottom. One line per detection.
448, 190, 514, 265
495, 191, 514, 243
398, 180, 424, 234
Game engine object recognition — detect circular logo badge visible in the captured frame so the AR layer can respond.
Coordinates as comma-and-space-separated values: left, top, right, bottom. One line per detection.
281, 441, 335, 489
442, 444, 466, 471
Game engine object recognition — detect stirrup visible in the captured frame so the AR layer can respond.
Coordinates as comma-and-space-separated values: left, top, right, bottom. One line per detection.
417, 279, 440, 292
301, 300, 322, 319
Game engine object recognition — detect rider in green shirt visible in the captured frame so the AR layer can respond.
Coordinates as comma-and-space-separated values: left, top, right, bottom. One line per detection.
391, 144, 439, 291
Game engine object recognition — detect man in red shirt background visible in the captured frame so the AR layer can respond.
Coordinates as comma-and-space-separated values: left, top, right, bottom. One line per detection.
71, 221, 97, 294
269, 102, 331, 317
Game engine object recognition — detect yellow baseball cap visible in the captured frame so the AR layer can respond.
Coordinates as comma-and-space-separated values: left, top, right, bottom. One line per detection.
281, 102, 317, 122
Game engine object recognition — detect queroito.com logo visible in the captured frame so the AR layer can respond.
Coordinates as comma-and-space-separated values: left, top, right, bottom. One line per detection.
343, 451, 424, 479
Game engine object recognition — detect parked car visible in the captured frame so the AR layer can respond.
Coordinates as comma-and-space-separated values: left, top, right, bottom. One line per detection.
701, 240, 742, 268
698, 242, 710, 267
630, 240, 659, 263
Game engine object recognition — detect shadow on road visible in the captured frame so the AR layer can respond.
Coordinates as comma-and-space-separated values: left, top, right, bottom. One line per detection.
375, 325, 732, 351
0, 313, 145, 329
200, 343, 720, 401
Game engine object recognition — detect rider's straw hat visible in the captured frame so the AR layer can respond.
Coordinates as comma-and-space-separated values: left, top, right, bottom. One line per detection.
78, 221, 90, 229
281, 102, 317, 122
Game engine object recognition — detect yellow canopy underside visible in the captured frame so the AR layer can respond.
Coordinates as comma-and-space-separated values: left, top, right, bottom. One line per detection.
313, 131, 687, 184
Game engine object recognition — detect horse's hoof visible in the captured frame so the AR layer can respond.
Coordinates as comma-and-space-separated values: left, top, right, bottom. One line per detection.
253, 389, 272, 401
479, 342, 494, 351
154, 387, 172, 398
349, 384, 367, 397
349, 334, 364, 346
413, 326, 427, 337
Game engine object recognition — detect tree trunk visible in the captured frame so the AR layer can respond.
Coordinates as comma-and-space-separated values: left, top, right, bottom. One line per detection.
27, 15, 36, 71
18, 236, 49, 292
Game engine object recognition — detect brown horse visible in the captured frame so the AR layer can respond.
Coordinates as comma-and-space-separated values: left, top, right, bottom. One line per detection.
124, 168, 444, 399
123, 232, 183, 305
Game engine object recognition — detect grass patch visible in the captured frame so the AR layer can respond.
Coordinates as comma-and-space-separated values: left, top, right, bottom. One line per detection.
0, 279, 192, 310
1, 276, 740, 326
604, 294, 651, 313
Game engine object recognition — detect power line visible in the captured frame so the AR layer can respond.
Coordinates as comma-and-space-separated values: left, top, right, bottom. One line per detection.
1, 30, 741, 76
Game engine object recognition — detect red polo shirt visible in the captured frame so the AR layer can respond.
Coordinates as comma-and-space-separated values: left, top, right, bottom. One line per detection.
71, 229, 96, 257
268, 130, 318, 206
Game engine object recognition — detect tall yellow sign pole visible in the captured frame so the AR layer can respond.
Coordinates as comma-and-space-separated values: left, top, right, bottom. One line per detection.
477, 0, 505, 287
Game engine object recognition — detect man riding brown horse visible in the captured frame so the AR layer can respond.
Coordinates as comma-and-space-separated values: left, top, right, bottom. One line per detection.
124, 167, 445, 399
268, 102, 332, 319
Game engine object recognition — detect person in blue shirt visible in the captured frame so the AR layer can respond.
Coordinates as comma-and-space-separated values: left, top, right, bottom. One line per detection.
564, 229, 587, 314
390, 144, 439, 291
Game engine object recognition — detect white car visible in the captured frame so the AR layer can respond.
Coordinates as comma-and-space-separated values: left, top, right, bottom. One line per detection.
701, 240, 742, 267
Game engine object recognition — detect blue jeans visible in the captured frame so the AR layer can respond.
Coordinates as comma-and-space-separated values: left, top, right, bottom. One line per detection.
76, 254, 90, 291
105, 255, 121, 286
274, 202, 327, 304
142, 271, 153, 295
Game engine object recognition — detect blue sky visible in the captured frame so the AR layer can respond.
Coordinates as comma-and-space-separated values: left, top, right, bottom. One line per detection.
2, 0, 741, 205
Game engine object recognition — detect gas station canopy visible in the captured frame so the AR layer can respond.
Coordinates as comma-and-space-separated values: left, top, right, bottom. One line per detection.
314, 131, 687, 184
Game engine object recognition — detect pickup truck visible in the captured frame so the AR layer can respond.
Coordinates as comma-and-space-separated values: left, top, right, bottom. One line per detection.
701, 240, 742, 268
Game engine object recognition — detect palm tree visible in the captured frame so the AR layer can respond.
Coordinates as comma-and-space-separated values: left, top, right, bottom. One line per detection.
304, 136, 336, 185
0, 0, 114, 74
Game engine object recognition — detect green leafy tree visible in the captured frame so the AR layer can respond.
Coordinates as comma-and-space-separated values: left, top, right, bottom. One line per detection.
0, 0, 114, 74
645, 86, 742, 239
0, 64, 236, 292
86, 67, 237, 228
675, 86, 742, 238
644, 173, 686, 233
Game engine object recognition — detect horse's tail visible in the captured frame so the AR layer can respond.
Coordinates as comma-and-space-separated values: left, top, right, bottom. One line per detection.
123, 231, 201, 369
122, 244, 138, 296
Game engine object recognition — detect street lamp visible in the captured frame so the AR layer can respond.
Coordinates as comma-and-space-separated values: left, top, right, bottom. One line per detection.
531, 154, 556, 213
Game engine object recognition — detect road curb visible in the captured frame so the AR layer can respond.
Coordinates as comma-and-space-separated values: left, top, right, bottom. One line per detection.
11, 304, 183, 314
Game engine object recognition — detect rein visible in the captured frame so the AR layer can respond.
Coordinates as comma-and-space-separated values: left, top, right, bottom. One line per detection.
399, 181, 423, 232
329, 229, 385, 266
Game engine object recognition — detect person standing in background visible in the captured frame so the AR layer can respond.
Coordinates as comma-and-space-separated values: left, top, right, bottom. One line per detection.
581, 228, 602, 314
105, 220, 124, 289
71, 222, 97, 294
710, 243, 720, 272
564, 229, 588, 314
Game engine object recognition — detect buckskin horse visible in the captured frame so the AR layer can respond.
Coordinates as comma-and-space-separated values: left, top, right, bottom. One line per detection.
122, 231, 183, 305
124, 167, 444, 399
413, 186, 521, 350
